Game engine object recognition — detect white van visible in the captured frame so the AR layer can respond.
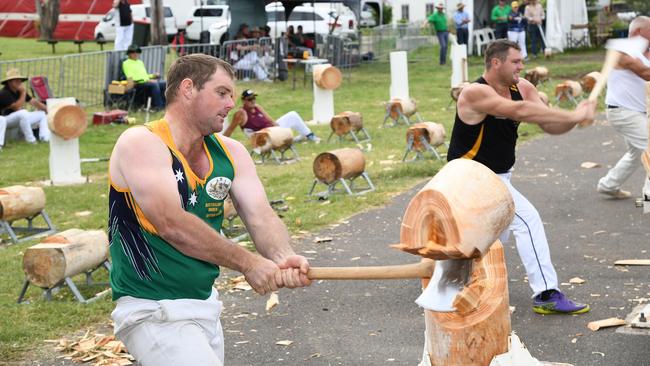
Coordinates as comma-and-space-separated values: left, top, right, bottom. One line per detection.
186, 5, 230, 42
94, 4, 178, 42
265, 3, 356, 39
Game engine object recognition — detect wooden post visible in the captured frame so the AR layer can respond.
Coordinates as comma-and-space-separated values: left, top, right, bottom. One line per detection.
22, 229, 109, 288
0, 186, 46, 222
312, 63, 337, 124
313, 148, 366, 184
47, 97, 87, 185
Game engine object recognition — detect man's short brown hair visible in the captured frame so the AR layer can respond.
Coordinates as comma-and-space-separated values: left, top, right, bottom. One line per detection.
165, 54, 235, 104
484, 39, 520, 70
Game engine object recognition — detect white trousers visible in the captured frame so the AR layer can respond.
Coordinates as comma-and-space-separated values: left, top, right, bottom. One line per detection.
0, 109, 49, 145
598, 107, 650, 197
243, 111, 312, 138
498, 172, 558, 297
507, 31, 527, 59
111, 289, 224, 366
115, 24, 134, 51
234, 52, 269, 81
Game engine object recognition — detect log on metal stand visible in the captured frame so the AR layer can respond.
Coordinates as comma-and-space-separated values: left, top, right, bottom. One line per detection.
383, 98, 421, 126
524, 66, 549, 86
403, 122, 447, 161
0, 185, 55, 244
555, 80, 583, 104
249, 127, 298, 164
48, 103, 87, 140
309, 148, 375, 197
313, 65, 342, 90
329, 111, 370, 143
581, 71, 601, 93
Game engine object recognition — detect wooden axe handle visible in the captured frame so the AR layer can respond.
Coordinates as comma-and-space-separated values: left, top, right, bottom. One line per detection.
588, 49, 622, 102
307, 261, 433, 280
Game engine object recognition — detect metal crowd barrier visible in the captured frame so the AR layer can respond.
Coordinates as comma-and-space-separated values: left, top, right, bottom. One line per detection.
360, 23, 435, 62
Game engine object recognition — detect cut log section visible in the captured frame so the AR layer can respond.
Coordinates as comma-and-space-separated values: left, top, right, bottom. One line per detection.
538, 91, 550, 106
313, 148, 366, 184
406, 122, 446, 150
388, 98, 417, 119
581, 71, 601, 93
313, 65, 342, 90
22, 229, 109, 288
0, 185, 46, 222
250, 127, 294, 154
394, 158, 515, 259
555, 80, 583, 101
524, 66, 549, 86
422, 241, 511, 366
330, 111, 363, 137
450, 82, 470, 101
47, 103, 87, 140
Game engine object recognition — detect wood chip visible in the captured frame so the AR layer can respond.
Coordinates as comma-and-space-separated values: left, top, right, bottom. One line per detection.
74, 210, 93, 217
275, 340, 294, 346
587, 317, 626, 331
314, 236, 333, 243
580, 161, 600, 169
233, 282, 253, 291
266, 292, 279, 312
569, 277, 586, 284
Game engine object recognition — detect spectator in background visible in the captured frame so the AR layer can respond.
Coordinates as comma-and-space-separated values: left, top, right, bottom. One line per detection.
491, 0, 511, 39
113, 0, 133, 51
122, 45, 167, 111
525, 0, 545, 58
428, 2, 449, 65
231, 24, 272, 82
0, 68, 49, 150
508, 2, 528, 60
453, 3, 471, 46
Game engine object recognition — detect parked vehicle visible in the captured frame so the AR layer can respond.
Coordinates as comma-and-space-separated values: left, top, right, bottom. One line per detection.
360, 3, 377, 27
265, 3, 357, 39
94, 4, 178, 42
186, 5, 230, 42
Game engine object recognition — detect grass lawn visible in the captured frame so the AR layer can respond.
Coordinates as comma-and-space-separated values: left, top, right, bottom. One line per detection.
0, 37, 605, 362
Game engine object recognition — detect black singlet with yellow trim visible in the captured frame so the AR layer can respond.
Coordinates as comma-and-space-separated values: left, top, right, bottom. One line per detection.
447, 76, 523, 174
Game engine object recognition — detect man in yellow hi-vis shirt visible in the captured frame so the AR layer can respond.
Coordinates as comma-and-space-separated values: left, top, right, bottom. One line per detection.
122, 45, 166, 111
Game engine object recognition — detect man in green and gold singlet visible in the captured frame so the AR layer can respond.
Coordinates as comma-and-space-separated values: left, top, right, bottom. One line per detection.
108, 54, 311, 365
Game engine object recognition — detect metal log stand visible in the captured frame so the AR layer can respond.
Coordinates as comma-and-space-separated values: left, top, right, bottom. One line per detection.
250, 144, 299, 164
402, 134, 447, 162
308, 172, 376, 198
382, 101, 423, 127
1, 211, 56, 245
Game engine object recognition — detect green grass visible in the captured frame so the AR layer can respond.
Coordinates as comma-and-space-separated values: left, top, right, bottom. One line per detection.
0, 39, 605, 362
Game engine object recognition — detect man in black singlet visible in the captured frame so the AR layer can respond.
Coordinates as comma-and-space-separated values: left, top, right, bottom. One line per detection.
448, 39, 595, 314
113, 0, 133, 51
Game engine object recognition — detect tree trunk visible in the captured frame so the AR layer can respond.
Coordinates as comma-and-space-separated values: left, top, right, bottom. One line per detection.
150, 0, 167, 45
406, 122, 446, 150
313, 65, 342, 90
330, 111, 363, 136
0, 186, 46, 221
35, 0, 60, 40
22, 229, 109, 288
313, 148, 365, 184
48, 102, 87, 140
394, 158, 515, 259
250, 127, 293, 154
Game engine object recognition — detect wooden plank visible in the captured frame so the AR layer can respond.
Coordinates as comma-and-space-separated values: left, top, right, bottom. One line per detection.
614, 259, 650, 266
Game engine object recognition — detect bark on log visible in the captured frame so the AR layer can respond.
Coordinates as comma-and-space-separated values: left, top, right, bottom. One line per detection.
47, 103, 87, 139
555, 80, 583, 100
314, 65, 342, 90
581, 71, 601, 93
422, 241, 511, 366
394, 158, 515, 259
538, 91, 550, 106
250, 127, 293, 154
406, 122, 446, 150
450, 82, 470, 101
22, 229, 109, 288
330, 111, 363, 136
388, 98, 417, 119
0, 185, 46, 221
313, 148, 366, 184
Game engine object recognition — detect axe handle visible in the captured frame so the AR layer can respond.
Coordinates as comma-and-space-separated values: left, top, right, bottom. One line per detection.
588, 49, 622, 102
307, 261, 433, 280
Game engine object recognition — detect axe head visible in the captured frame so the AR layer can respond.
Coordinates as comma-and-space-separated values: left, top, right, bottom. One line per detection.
416, 258, 473, 312
605, 36, 649, 56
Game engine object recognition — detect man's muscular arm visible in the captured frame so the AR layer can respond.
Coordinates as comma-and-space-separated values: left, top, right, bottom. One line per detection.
618, 53, 650, 81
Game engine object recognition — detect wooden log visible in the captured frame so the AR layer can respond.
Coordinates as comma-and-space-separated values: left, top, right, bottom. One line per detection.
330, 111, 363, 137
0, 185, 46, 222
538, 91, 550, 106
22, 229, 109, 288
524, 66, 549, 86
250, 126, 293, 154
388, 98, 417, 119
555, 80, 583, 101
313, 65, 342, 90
47, 103, 87, 140
313, 148, 366, 184
581, 71, 601, 93
450, 82, 470, 101
394, 158, 515, 259
422, 241, 511, 365
406, 122, 446, 150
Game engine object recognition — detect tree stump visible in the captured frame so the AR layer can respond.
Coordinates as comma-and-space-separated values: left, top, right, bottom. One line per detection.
313, 148, 366, 184
394, 158, 515, 259
250, 127, 293, 154
330, 111, 363, 137
314, 65, 342, 90
406, 122, 446, 151
22, 229, 109, 288
0, 185, 46, 222
47, 103, 87, 140
581, 71, 601, 93
555, 80, 583, 101
421, 241, 511, 366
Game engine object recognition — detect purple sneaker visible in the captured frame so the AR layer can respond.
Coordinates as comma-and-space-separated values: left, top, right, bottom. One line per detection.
533, 290, 590, 315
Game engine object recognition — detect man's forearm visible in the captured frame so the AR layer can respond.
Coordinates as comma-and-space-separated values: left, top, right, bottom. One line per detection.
248, 215, 295, 264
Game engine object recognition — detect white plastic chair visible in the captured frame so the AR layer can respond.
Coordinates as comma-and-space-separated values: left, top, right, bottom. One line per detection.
473, 29, 488, 56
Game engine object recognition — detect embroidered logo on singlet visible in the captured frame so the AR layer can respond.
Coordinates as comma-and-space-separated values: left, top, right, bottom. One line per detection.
206, 176, 232, 200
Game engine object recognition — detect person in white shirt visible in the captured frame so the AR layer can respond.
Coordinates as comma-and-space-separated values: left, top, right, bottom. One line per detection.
524, 0, 545, 58
597, 16, 650, 200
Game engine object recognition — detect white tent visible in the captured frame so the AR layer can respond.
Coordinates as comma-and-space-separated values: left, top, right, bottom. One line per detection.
545, 0, 590, 52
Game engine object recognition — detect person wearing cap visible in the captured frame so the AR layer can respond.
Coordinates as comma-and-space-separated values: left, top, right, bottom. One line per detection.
507, 1, 528, 60
491, 0, 511, 39
113, 0, 133, 51
230, 23, 272, 82
108, 54, 311, 365
223, 89, 320, 143
0, 68, 49, 150
122, 44, 166, 111
453, 3, 471, 46
427, 2, 449, 65
524, 0, 545, 58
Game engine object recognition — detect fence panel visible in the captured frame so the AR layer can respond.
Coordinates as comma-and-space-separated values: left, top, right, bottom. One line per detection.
361, 24, 435, 62
0, 57, 63, 98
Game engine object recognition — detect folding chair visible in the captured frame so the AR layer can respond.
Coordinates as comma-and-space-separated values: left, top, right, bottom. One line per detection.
30, 76, 54, 102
